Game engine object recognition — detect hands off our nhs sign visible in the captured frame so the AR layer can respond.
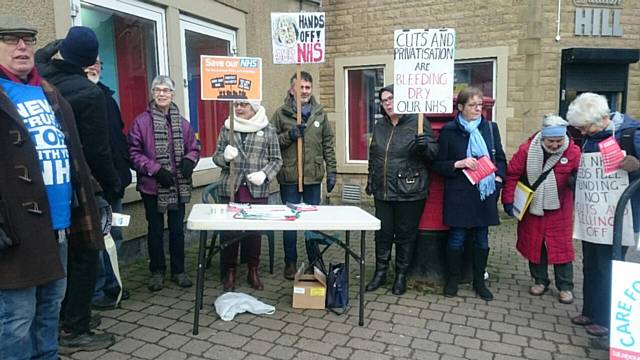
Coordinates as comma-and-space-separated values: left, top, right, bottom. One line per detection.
271, 12, 325, 64
393, 28, 456, 114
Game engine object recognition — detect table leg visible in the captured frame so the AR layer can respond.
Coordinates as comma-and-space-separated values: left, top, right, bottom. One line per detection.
193, 230, 207, 335
345, 231, 350, 295
359, 230, 365, 326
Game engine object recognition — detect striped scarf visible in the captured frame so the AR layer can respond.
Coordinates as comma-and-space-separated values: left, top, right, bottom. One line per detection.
526, 132, 569, 216
152, 102, 191, 213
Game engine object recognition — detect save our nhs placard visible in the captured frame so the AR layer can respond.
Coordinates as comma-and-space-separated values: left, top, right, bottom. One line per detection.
200, 56, 262, 101
271, 12, 325, 64
393, 28, 455, 114
610, 260, 640, 360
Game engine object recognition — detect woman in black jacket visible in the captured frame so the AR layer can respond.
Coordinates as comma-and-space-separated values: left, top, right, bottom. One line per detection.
365, 85, 438, 295
432, 87, 506, 301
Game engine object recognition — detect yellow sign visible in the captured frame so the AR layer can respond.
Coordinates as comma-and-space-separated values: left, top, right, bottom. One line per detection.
310, 288, 325, 297
200, 55, 262, 101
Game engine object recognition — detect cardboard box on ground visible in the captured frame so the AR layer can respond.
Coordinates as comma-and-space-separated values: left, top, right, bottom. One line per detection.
292, 266, 326, 309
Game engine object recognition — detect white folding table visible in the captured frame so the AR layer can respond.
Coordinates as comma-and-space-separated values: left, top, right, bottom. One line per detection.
187, 204, 380, 334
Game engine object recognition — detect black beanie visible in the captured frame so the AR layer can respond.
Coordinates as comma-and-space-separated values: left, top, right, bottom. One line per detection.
59, 26, 99, 67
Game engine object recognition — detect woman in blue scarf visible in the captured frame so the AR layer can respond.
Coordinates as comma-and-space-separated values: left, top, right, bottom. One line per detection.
432, 87, 507, 301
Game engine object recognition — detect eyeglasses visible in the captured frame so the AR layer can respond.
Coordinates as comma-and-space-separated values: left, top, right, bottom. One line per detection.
380, 96, 393, 104
233, 102, 251, 108
152, 87, 173, 95
465, 102, 483, 108
0, 34, 37, 46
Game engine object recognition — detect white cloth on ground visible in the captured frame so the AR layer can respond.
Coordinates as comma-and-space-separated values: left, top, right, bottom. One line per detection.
214, 292, 275, 321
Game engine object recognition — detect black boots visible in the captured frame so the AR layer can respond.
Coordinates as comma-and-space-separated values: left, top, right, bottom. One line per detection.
472, 248, 493, 301
443, 249, 463, 297
366, 238, 392, 292
391, 241, 413, 295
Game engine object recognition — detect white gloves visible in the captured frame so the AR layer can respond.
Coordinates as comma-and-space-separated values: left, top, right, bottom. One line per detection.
247, 171, 267, 186
223, 145, 238, 162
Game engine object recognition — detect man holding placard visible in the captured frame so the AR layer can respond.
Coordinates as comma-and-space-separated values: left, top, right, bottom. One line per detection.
566, 92, 640, 337
270, 71, 336, 279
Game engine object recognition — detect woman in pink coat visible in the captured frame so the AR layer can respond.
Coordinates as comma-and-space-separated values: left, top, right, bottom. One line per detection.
502, 115, 580, 304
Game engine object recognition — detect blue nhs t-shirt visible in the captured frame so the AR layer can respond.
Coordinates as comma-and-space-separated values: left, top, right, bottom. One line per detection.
0, 78, 72, 230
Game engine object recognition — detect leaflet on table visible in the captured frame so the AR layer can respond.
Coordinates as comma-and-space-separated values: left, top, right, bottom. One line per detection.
462, 156, 497, 185
286, 202, 319, 211
598, 136, 625, 175
233, 208, 301, 221
227, 202, 252, 212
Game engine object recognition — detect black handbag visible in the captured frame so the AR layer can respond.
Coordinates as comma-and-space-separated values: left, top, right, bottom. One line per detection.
325, 263, 349, 315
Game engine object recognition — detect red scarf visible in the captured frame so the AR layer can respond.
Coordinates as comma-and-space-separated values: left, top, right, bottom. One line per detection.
0, 64, 42, 86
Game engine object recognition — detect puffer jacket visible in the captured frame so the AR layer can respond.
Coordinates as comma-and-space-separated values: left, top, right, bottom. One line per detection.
270, 96, 336, 185
367, 113, 438, 201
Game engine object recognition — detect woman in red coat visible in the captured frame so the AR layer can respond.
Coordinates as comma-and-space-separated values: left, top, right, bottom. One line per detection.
502, 115, 580, 304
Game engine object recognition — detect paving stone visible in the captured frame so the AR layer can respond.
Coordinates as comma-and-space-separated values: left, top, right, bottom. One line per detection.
137, 315, 175, 330
96, 352, 131, 360
132, 344, 166, 359
453, 335, 481, 349
128, 327, 169, 343
322, 331, 349, 346
481, 341, 522, 356
104, 338, 145, 354
464, 348, 494, 360
384, 344, 413, 358
253, 328, 281, 342
349, 326, 376, 339
242, 339, 274, 355
202, 345, 247, 360
295, 338, 335, 354
299, 326, 325, 339
523, 347, 553, 360
275, 333, 298, 346
266, 344, 298, 359
158, 334, 190, 348
350, 349, 392, 360
209, 331, 250, 348
330, 346, 353, 359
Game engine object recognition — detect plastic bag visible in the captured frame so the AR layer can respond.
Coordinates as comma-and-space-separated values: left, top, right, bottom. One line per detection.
214, 292, 275, 321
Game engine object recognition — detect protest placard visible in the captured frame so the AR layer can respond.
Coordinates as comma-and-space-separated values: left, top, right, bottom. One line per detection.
393, 28, 455, 114
610, 260, 640, 360
573, 152, 635, 246
271, 12, 325, 64
200, 55, 262, 101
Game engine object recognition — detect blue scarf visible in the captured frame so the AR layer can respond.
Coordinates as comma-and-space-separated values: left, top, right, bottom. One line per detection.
458, 115, 496, 200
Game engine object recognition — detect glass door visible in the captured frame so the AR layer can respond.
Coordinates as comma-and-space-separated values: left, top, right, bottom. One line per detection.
180, 15, 236, 165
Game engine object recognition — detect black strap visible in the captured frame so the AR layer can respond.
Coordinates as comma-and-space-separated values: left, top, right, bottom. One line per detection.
530, 167, 555, 191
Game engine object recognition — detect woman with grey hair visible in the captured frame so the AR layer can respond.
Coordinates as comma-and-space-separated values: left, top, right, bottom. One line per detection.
128, 75, 201, 291
502, 115, 580, 304
565, 92, 640, 337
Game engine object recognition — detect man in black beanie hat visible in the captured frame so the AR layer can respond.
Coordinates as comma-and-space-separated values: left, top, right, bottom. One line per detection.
36, 26, 117, 353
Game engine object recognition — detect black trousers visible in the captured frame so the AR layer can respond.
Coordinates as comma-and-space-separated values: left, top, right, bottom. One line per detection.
581, 241, 627, 327
141, 193, 186, 275
374, 198, 425, 272
60, 246, 98, 334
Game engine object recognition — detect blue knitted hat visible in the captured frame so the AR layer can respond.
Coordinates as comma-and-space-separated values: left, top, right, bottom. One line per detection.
59, 26, 98, 67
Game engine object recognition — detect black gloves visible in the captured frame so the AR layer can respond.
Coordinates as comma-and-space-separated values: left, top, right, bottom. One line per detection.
181, 158, 196, 178
503, 203, 514, 217
414, 133, 428, 151
0, 228, 15, 251
326, 172, 337, 193
289, 123, 306, 141
155, 168, 175, 188
365, 183, 372, 196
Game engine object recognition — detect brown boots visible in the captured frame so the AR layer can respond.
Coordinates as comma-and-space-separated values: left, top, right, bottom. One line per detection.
223, 266, 263, 291
247, 266, 263, 290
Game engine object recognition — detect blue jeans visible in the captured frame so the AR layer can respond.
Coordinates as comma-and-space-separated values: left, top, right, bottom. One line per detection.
448, 226, 489, 250
280, 183, 321, 265
94, 198, 123, 301
0, 233, 67, 360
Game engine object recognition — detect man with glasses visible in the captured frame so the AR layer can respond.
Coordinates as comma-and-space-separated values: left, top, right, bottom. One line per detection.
0, 16, 103, 358
36, 26, 117, 352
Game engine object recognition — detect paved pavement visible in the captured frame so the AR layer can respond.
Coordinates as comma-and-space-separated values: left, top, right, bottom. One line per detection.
61, 217, 637, 360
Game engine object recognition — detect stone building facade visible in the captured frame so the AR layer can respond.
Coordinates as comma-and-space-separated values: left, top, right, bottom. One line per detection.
320, 0, 639, 201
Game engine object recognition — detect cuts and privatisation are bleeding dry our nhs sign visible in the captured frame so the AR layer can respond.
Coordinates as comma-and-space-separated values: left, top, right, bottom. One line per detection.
271, 12, 325, 64
393, 28, 456, 114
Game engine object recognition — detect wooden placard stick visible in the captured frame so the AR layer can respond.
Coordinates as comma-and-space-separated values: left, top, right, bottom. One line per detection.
417, 113, 424, 135
295, 65, 304, 192
228, 102, 236, 203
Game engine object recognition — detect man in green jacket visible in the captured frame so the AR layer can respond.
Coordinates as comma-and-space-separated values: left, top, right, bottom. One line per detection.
271, 71, 336, 279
